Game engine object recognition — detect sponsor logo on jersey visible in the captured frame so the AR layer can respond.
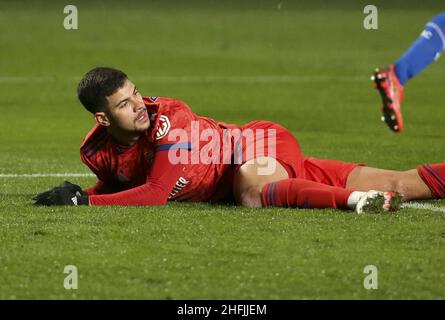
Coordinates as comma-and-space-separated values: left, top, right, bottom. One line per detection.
168, 177, 190, 199
155, 115, 171, 140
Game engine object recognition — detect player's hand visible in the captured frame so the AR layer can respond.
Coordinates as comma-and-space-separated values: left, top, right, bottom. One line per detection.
32, 181, 89, 206
32, 181, 83, 202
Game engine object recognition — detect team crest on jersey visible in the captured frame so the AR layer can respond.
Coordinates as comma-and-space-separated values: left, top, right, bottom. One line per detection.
155, 115, 171, 140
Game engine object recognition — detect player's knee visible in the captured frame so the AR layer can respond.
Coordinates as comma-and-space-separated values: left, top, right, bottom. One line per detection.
236, 186, 262, 208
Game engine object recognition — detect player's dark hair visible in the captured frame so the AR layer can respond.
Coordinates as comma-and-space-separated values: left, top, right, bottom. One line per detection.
77, 67, 128, 113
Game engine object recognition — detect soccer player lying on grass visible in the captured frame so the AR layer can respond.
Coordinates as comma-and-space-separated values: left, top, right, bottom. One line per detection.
33, 67, 445, 213
372, 11, 445, 132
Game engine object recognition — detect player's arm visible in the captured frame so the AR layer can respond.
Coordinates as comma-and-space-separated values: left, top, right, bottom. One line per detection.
33, 150, 186, 206
88, 149, 186, 206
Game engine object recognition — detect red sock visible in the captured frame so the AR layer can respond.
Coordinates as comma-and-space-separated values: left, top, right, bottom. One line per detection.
261, 178, 353, 209
417, 163, 445, 198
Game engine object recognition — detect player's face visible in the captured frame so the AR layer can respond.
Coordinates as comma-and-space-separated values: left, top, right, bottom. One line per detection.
102, 79, 149, 135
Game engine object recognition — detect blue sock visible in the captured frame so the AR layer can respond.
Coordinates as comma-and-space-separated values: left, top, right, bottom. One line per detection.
394, 12, 445, 85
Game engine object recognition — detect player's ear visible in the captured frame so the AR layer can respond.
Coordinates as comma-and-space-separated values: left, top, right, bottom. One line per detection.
94, 112, 110, 127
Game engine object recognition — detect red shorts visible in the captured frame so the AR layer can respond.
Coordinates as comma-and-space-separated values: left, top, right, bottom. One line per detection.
237, 120, 364, 188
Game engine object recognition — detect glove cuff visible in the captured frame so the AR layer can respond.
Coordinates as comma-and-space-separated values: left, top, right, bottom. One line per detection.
78, 193, 90, 206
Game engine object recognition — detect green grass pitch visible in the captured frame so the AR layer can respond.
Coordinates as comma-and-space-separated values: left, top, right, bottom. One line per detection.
0, 0, 444, 299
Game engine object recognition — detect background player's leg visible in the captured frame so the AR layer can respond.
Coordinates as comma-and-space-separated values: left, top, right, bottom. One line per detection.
345, 166, 431, 201
372, 12, 445, 132
394, 12, 445, 85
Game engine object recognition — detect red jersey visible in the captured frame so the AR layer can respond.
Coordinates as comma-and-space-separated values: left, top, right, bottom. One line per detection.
81, 97, 236, 205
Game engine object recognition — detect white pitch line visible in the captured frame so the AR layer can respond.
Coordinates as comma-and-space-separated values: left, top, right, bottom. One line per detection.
0, 173, 95, 178
402, 202, 445, 213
